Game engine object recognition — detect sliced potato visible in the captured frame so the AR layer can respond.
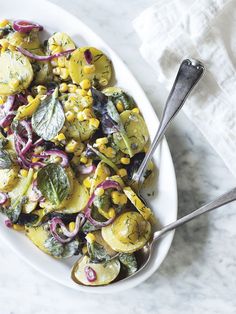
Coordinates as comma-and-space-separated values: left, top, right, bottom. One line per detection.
123, 186, 153, 221
48, 32, 75, 52
102, 212, 151, 253
71, 255, 120, 286
65, 119, 96, 142
0, 165, 19, 192
0, 51, 33, 95
69, 47, 112, 85
41, 179, 89, 214
113, 110, 149, 156
7, 31, 41, 50
90, 161, 110, 194
25, 225, 50, 254
31, 49, 52, 84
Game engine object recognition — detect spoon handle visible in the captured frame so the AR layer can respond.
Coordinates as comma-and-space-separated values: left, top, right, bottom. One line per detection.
133, 59, 204, 184
153, 187, 236, 241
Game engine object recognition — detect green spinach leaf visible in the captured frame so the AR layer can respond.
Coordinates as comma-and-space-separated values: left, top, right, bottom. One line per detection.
44, 236, 79, 258
0, 150, 12, 169
5, 196, 28, 223
32, 88, 65, 140
88, 241, 111, 263
119, 253, 138, 275
37, 163, 70, 206
106, 100, 133, 157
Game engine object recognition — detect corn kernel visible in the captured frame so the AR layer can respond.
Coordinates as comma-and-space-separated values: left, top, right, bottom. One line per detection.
68, 84, 77, 93
65, 111, 75, 122
0, 19, 9, 28
83, 177, 91, 188
60, 67, 69, 80
32, 157, 40, 163
99, 78, 108, 86
119, 194, 128, 205
53, 67, 61, 75
87, 89, 92, 96
3, 127, 9, 132
98, 144, 107, 153
98, 208, 110, 219
120, 157, 130, 165
33, 172, 38, 180
57, 133, 66, 141
96, 137, 108, 146
34, 147, 44, 155
117, 168, 127, 177
116, 101, 124, 113
77, 111, 85, 121
59, 83, 68, 93
54, 157, 62, 164
105, 147, 116, 158
83, 95, 93, 106
36, 85, 47, 95
89, 118, 100, 128
76, 88, 87, 96
64, 100, 73, 111
65, 140, 78, 153
111, 191, 120, 205
9, 79, 20, 89
20, 169, 28, 177
80, 79, 91, 90
13, 224, 25, 232
95, 187, 105, 197
86, 232, 96, 243
83, 64, 95, 74
132, 108, 140, 114
108, 207, 116, 218
69, 222, 75, 232
57, 56, 66, 67
82, 245, 88, 255
80, 156, 88, 164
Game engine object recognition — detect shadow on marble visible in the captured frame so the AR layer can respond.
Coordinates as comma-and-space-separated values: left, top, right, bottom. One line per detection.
143, 122, 211, 285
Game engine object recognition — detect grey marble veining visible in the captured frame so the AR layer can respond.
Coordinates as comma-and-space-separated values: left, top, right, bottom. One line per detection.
0, 0, 236, 313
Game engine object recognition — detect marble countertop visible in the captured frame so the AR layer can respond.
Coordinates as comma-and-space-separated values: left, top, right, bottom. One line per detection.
1, 0, 236, 313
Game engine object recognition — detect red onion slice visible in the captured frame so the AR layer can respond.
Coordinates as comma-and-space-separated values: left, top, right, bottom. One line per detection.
13, 20, 43, 33
17, 46, 75, 62
0, 96, 16, 128
49, 213, 85, 244
84, 179, 121, 228
0, 192, 8, 205
85, 266, 97, 282
78, 164, 96, 175
84, 49, 93, 64
5, 219, 13, 228
40, 150, 69, 167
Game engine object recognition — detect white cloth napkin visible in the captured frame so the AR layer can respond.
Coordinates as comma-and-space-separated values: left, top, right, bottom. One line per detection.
133, 0, 236, 177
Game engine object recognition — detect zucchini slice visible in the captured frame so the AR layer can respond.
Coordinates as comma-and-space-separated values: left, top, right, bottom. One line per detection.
0, 51, 33, 95
113, 110, 149, 156
7, 31, 41, 50
0, 165, 19, 192
71, 255, 120, 286
47, 32, 76, 52
123, 186, 153, 221
69, 47, 112, 85
102, 212, 151, 253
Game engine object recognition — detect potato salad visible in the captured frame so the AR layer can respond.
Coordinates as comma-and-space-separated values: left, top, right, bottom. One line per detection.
0, 19, 155, 286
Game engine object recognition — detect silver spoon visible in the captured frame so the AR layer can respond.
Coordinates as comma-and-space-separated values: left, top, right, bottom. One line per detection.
120, 187, 236, 282
132, 59, 204, 192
